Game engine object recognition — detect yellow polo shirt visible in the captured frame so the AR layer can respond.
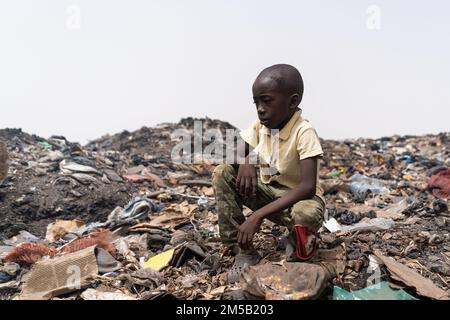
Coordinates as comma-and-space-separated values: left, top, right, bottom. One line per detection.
240, 110, 324, 199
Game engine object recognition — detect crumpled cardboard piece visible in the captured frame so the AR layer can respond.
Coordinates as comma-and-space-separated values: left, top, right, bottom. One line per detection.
374, 250, 449, 300
147, 201, 197, 229
20, 246, 98, 300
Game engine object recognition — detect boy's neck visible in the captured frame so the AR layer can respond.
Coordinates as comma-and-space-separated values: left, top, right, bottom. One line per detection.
275, 108, 299, 130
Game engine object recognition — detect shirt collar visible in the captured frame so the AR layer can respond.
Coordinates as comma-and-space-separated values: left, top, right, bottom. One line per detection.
260, 110, 302, 140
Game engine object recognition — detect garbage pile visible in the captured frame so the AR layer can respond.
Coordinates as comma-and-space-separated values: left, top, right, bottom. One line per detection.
0, 120, 449, 300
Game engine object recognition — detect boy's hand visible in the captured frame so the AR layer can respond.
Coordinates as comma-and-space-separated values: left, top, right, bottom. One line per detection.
238, 213, 263, 251
236, 164, 257, 198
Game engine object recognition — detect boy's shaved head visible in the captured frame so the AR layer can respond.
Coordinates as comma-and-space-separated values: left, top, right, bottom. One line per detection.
252, 64, 304, 129
256, 64, 304, 97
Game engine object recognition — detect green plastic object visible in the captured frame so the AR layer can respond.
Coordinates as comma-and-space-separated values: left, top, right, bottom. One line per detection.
327, 171, 342, 177
38, 142, 53, 150
333, 282, 418, 300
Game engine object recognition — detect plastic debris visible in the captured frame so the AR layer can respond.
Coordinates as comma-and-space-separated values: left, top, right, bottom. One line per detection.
341, 217, 395, 233
350, 173, 390, 195
143, 248, 175, 271
333, 282, 418, 300
0, 263, 20, 284
241, 262, 331, 300
323, 217, 395, 233
3, 231, 43, 246
59, 159, 101, 175
45, 219, 85, 243
75, 197, 155, 236
80, 288, 136, 300
197, 195, 209, 205
1, 121, 448, 301
96, 247, 122, 274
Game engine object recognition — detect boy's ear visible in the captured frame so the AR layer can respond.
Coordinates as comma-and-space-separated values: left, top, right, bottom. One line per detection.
289, 93, 300, 109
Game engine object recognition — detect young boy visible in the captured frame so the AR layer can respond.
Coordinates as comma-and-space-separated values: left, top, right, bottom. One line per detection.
212, 64, 325, 283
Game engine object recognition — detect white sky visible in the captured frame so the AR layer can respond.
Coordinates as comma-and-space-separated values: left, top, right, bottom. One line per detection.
1, 0, 449, 144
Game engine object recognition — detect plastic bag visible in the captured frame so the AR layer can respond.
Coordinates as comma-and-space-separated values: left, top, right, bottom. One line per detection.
333, 282, 418, 300
350, 174, 390, 195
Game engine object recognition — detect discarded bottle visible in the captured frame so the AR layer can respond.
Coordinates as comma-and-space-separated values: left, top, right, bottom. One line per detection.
350, 173, 390, 195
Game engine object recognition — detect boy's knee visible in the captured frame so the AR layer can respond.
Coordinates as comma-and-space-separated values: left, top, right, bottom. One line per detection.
291, 199, 325, 231
213, 164, 235, 176
212, 164, 235, 187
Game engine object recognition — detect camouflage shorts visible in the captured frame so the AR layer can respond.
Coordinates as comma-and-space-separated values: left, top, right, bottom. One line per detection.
212, 164, 326, 246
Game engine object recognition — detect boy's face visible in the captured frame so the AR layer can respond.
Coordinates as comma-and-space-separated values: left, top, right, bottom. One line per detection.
252, 76, 298, 130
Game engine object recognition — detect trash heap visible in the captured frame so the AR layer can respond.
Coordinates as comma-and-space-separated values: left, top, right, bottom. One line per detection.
0, 121, 449, 300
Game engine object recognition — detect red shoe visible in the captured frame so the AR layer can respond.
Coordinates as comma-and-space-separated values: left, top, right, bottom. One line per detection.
294, 225, 317, 261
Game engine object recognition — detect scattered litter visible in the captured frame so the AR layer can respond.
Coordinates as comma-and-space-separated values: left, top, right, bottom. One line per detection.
241, 262, 331, 300
323, 217, 395, 233
3, 231, 43, 246
341, 218, 395, 233
61, 230, 116, 257
144, 248, 175, 271
80, 288, 136, 300
333, 281, 418, 300
350, 173, 390, 195
4, 243, 57, 265
96, 247, 122, 274
59, 159, 101, 175
45, 219, 85, 243
20, 246, 98, 300
427, 169, 450, 200
1, 122, 448, 300
374, 250, 449, 300
0, 263, 20, 284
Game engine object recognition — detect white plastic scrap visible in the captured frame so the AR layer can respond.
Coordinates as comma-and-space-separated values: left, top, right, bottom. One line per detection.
59, 159, 101, 175
323, 218, 343, 233
342, 218, 395, 233
323, 217, 395, 233
197, 195, 209, 205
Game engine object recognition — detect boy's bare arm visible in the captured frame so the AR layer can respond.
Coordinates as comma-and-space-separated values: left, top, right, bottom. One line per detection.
255, 157, 317, 217
233, 142, 258, 198
237, 156, 318, 250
